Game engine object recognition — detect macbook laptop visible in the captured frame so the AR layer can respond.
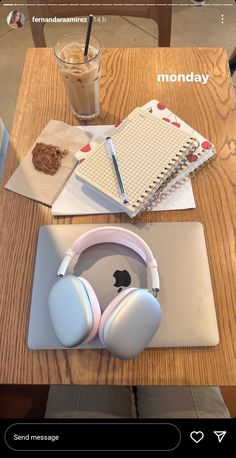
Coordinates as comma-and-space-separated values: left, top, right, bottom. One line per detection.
28, 222, 219, 349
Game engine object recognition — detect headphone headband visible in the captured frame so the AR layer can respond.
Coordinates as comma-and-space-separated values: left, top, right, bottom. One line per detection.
57, 227, 160, 294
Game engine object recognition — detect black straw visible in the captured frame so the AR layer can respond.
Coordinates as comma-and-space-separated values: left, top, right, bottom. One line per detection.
84, 14, 93, 57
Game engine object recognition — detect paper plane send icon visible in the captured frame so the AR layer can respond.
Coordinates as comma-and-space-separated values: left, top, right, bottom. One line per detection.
213, 431, 226, 443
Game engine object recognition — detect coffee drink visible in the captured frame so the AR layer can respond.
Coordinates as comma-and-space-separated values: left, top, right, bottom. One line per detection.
55, 33, 101, 120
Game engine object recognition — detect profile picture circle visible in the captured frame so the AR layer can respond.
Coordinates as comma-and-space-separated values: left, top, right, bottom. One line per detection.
7, 10, 25, 29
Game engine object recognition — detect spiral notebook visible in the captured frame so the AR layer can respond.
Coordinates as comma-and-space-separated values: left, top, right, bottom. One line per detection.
140, 100, 215, 210
75, 107, 201, 218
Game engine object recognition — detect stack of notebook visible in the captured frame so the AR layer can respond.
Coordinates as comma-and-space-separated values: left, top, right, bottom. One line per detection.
75, 102, 215, 218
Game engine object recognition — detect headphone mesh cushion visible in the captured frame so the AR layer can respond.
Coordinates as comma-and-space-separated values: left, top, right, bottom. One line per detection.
79, 277, 101, 343
98, 288, 137, 345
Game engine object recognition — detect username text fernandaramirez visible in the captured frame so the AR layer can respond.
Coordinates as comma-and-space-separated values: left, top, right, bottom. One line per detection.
32, 16, 88, 23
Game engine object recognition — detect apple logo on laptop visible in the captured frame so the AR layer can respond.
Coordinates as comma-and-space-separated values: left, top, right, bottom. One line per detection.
113, 270, 131, 293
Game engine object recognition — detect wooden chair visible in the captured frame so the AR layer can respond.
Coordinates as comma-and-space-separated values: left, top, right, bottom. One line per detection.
229, 47, 236, 76
26, 0, 172, 47
0, 385, 49, 418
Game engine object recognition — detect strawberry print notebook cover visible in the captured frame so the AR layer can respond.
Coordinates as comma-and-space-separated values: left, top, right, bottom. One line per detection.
141, 100, 215, 205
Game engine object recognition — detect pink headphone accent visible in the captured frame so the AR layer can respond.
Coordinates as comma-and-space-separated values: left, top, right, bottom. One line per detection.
67, 227, 157, 266
57, 226, 160, 293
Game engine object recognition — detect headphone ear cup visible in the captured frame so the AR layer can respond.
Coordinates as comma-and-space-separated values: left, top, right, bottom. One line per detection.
48, 275, 101, 347
99, 288, 161, 360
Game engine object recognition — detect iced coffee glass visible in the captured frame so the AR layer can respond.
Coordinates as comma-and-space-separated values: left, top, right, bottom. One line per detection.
54, 32, 101, 121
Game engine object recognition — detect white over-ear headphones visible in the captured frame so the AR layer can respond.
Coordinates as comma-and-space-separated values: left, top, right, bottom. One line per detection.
48, 226, 161, 359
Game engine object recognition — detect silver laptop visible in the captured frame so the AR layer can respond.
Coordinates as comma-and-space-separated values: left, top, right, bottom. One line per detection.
28, 222, 219, 349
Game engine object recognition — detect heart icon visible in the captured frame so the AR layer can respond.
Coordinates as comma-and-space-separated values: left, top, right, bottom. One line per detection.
190, 431, 204, 443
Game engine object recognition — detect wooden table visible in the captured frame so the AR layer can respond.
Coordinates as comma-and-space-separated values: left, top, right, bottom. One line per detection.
0, 48, 235, 385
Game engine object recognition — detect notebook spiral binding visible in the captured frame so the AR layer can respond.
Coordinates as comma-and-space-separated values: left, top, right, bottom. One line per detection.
132, 137, 200, 215
152, 177, 189, 205
153, 149, 216, 208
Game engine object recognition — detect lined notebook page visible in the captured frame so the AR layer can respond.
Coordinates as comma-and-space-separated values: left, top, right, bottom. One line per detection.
75, 108, 196, 217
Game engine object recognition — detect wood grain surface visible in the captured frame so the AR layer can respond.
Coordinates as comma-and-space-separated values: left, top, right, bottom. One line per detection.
0, 48, 235, 385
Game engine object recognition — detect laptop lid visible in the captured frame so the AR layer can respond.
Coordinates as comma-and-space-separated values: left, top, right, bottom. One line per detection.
28, 222, 219, 349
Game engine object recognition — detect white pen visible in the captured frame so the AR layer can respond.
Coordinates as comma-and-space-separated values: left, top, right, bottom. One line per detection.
105, 137, 128, 204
